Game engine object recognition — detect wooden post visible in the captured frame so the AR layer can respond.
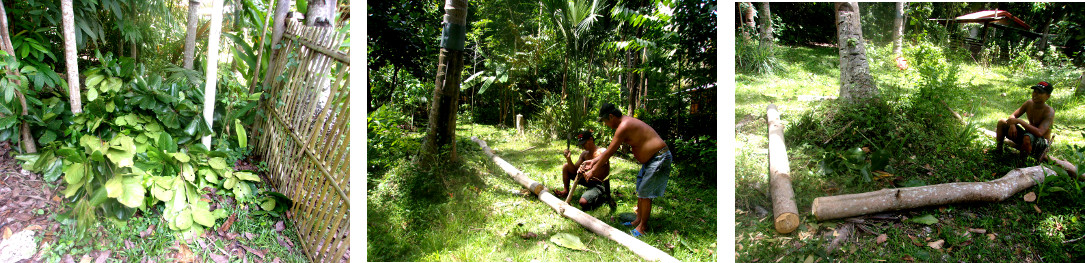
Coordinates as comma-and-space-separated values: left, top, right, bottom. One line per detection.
201, 0, 225, 149
472, 137, 678, 262
766, 104, 799, 234
813, 165, 1057, 221
516, 114, 523, 134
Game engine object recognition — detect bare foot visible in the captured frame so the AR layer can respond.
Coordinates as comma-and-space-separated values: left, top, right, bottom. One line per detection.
554, 190, 568, 198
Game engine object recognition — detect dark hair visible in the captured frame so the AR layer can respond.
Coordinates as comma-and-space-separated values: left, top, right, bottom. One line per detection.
598, 103, 622, 121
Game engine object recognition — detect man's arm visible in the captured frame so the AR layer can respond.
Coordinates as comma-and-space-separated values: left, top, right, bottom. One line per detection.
1007, 101, 1030, 138
1019, 107, 1055, 138
584, 125, 626, 180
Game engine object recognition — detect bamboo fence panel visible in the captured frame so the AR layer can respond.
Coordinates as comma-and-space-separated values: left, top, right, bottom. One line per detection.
254, 19, 350, 262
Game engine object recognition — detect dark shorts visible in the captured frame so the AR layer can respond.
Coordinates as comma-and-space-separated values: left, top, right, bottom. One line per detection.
580, 181, 609, 205
636, 147, 672, 199
1016, 126, 1049, 158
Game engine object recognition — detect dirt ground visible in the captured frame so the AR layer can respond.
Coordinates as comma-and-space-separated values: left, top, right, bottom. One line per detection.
0, 141, 65, 262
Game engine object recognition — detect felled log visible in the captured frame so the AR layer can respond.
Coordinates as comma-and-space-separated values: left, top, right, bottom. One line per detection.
812, 165, 1056, 220
471, 137, 678, 262
766, 104, 799, 234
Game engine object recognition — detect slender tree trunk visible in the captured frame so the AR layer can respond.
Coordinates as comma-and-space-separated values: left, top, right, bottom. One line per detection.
305, 0, 336, 27
741, 2, 756, 40
626, 49, 637, 117
757, 2, 773, 50
1077, 72, 1085, 97
0, 0, 35, 153
247, 0, 276, 92
201, 0, 225, 149
892, 2, 904, 56
262, 0, 290, 86
62, 0, 81, 114
419, 0, 468, 164
835, 2, 877, 104
183, 0, 201, 70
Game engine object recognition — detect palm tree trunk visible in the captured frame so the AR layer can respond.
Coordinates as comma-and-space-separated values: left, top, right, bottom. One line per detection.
0, 0, 36, 153
892, 2, 905, 57
201, 0, 225, 148
62, 0, 81, 114
757, 2, 773, 51
419, 0, 468, 164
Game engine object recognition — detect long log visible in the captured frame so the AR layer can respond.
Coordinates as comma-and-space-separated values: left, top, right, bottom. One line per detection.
766, 104, 799, 234
471, 137, 678, 262
813, 165, 1057, 220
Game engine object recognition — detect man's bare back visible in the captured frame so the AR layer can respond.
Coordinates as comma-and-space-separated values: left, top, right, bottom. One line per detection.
612, 116, 667, 164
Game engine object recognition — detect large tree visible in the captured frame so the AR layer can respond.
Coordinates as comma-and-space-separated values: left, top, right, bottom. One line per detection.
757, 2, 772, 50
419, 0, 468, 164
835, 2, 877, 103
892, 2, 904, 56
740, 2, 755, 39
306, 0, 337, 27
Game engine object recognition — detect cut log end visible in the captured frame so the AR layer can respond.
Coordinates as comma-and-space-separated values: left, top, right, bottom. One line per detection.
774, 213, 800, 234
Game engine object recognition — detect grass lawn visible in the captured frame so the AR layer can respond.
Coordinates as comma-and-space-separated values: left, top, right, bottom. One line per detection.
736, 44, 1085, 262
368, 124, 717, 261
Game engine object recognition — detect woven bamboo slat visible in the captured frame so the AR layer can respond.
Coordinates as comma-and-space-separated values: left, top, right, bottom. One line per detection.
254, 19, 350, 262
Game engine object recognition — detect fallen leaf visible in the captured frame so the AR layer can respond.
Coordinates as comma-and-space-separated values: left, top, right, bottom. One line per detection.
239, 244, 266, 259
243, 232, 255, 240
876, 234, 888, 244
988, 233, 996, 241
272, 258, 280, 263
208, 253, 229, 263
218, 213, 237, 234
124, 240, 135, 250
52, 195, 62, 202
94, 251, 111, 263
61, 255, 75, 263
175, 242, 196, 263
224, 232, 240, 240
1024, 192, 1037, 202
907, 235, 923, 246
2, 226, 11, 239
139, 225, 155, 238
1033, 204, 1042, 213
928, 239, 944, 250
959, 240, 973, 247
23, 225, 43, 231
549, 233, 587, 251
902, 255, 914, 261
521, 232, 538, 239
664, 243, 674, 249
968, 228, 986, 234
907, 214, 939, 225
79, 254, 92, 263
803, 255, 815, 263
274, 221, 285, 232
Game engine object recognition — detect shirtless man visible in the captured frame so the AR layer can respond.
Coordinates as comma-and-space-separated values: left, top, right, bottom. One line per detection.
554, 130, 614, 210
581, 103, 672, 237
996, 81, 1056, 160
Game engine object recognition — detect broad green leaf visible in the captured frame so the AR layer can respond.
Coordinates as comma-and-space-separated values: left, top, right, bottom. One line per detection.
105, 77, 122, 93
80, 134, 104, 154
105, 101, 115, 112
63, 180, 84, 198
260, 198, 276, 211
158, 132, 176, 152
907, 214, 939, 225
116, 176, 146, 208
181, 163, 195, 182
549, 233, 587, 251
86, 74, 104, 89
105, 175, 124, 198
235, 119, 247, 148
57, 147, 84, 162
191, 201, 216, 227
200, 168, 219, 184
168, 177, 187, 213
208, 157, 228, 170
175, 209, 193, 230
87, 87, 98, 101
224, 177, 237, 190
234, 172, 260, 182
233, 182, 252, 202
107, 135, 136, 167
43, 159, 63, 182
151, 185, 173, 202
63, 162, 85, 185
170, 153, 191, 163
39, 130, 56, 144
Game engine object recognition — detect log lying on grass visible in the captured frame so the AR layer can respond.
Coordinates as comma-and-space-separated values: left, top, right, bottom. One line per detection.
812, 165, 1057, 220
766, 104, 800, 234
471, 137, 678, 262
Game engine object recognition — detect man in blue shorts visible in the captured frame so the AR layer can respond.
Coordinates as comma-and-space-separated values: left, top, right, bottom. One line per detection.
581, 103, 672, 237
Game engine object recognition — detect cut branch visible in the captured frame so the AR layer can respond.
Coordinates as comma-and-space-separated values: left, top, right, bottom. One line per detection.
813, 165, 1057, 221
766, 104, 799, 234
471, 137, 678, 262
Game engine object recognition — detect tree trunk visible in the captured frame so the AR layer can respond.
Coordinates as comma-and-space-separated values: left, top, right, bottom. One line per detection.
201, 0, 225, 149
757, 2, 773, 50
835, 2, 878, 104
305, 0, 336, 27
183, 0, 201, 70
247, 0, 276, 93
61, 0, 81, 114
892, 2, 904, 57
1077, 72, 1085, 97
261, 0, 290, 86
813, 165, 1061, 221
471, 137, 678, 262
741, 2, 756, 40
419, 0, 468, 164
0, 0, 35, 153
766, 104, 799, 233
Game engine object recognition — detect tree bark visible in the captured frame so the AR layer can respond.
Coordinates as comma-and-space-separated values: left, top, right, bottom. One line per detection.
261, 0, 290, 87
0, 0, 35, 153
419, 0, 468, 164
813, 166, 1058, 221
201, 0, 225, 149
835, 2, 878, 104
757, 2, 773, 50
61, 0, 81, 114
305, 0, 336, 27
1077, 72, 1084, 97
183, 0, 201, 70
471, 137, 678, 262
892, 2, 904, 57
766, 104, 799, 234
740, 2, 755, 40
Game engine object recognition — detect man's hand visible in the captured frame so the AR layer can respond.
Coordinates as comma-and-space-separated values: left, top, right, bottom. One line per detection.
1007, 117, 1018, 138
564, 149, 571, 159
580, 159, 595, 172
583, 168, 594, 181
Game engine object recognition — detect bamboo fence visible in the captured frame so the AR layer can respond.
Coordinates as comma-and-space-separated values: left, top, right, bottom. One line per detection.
254, 19, 350, 262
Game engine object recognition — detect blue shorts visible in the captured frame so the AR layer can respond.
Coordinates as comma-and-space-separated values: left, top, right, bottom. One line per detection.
636, 148, 672, 199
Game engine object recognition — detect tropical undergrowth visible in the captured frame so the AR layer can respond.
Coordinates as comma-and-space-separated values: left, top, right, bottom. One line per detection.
6, 52, 289, 240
